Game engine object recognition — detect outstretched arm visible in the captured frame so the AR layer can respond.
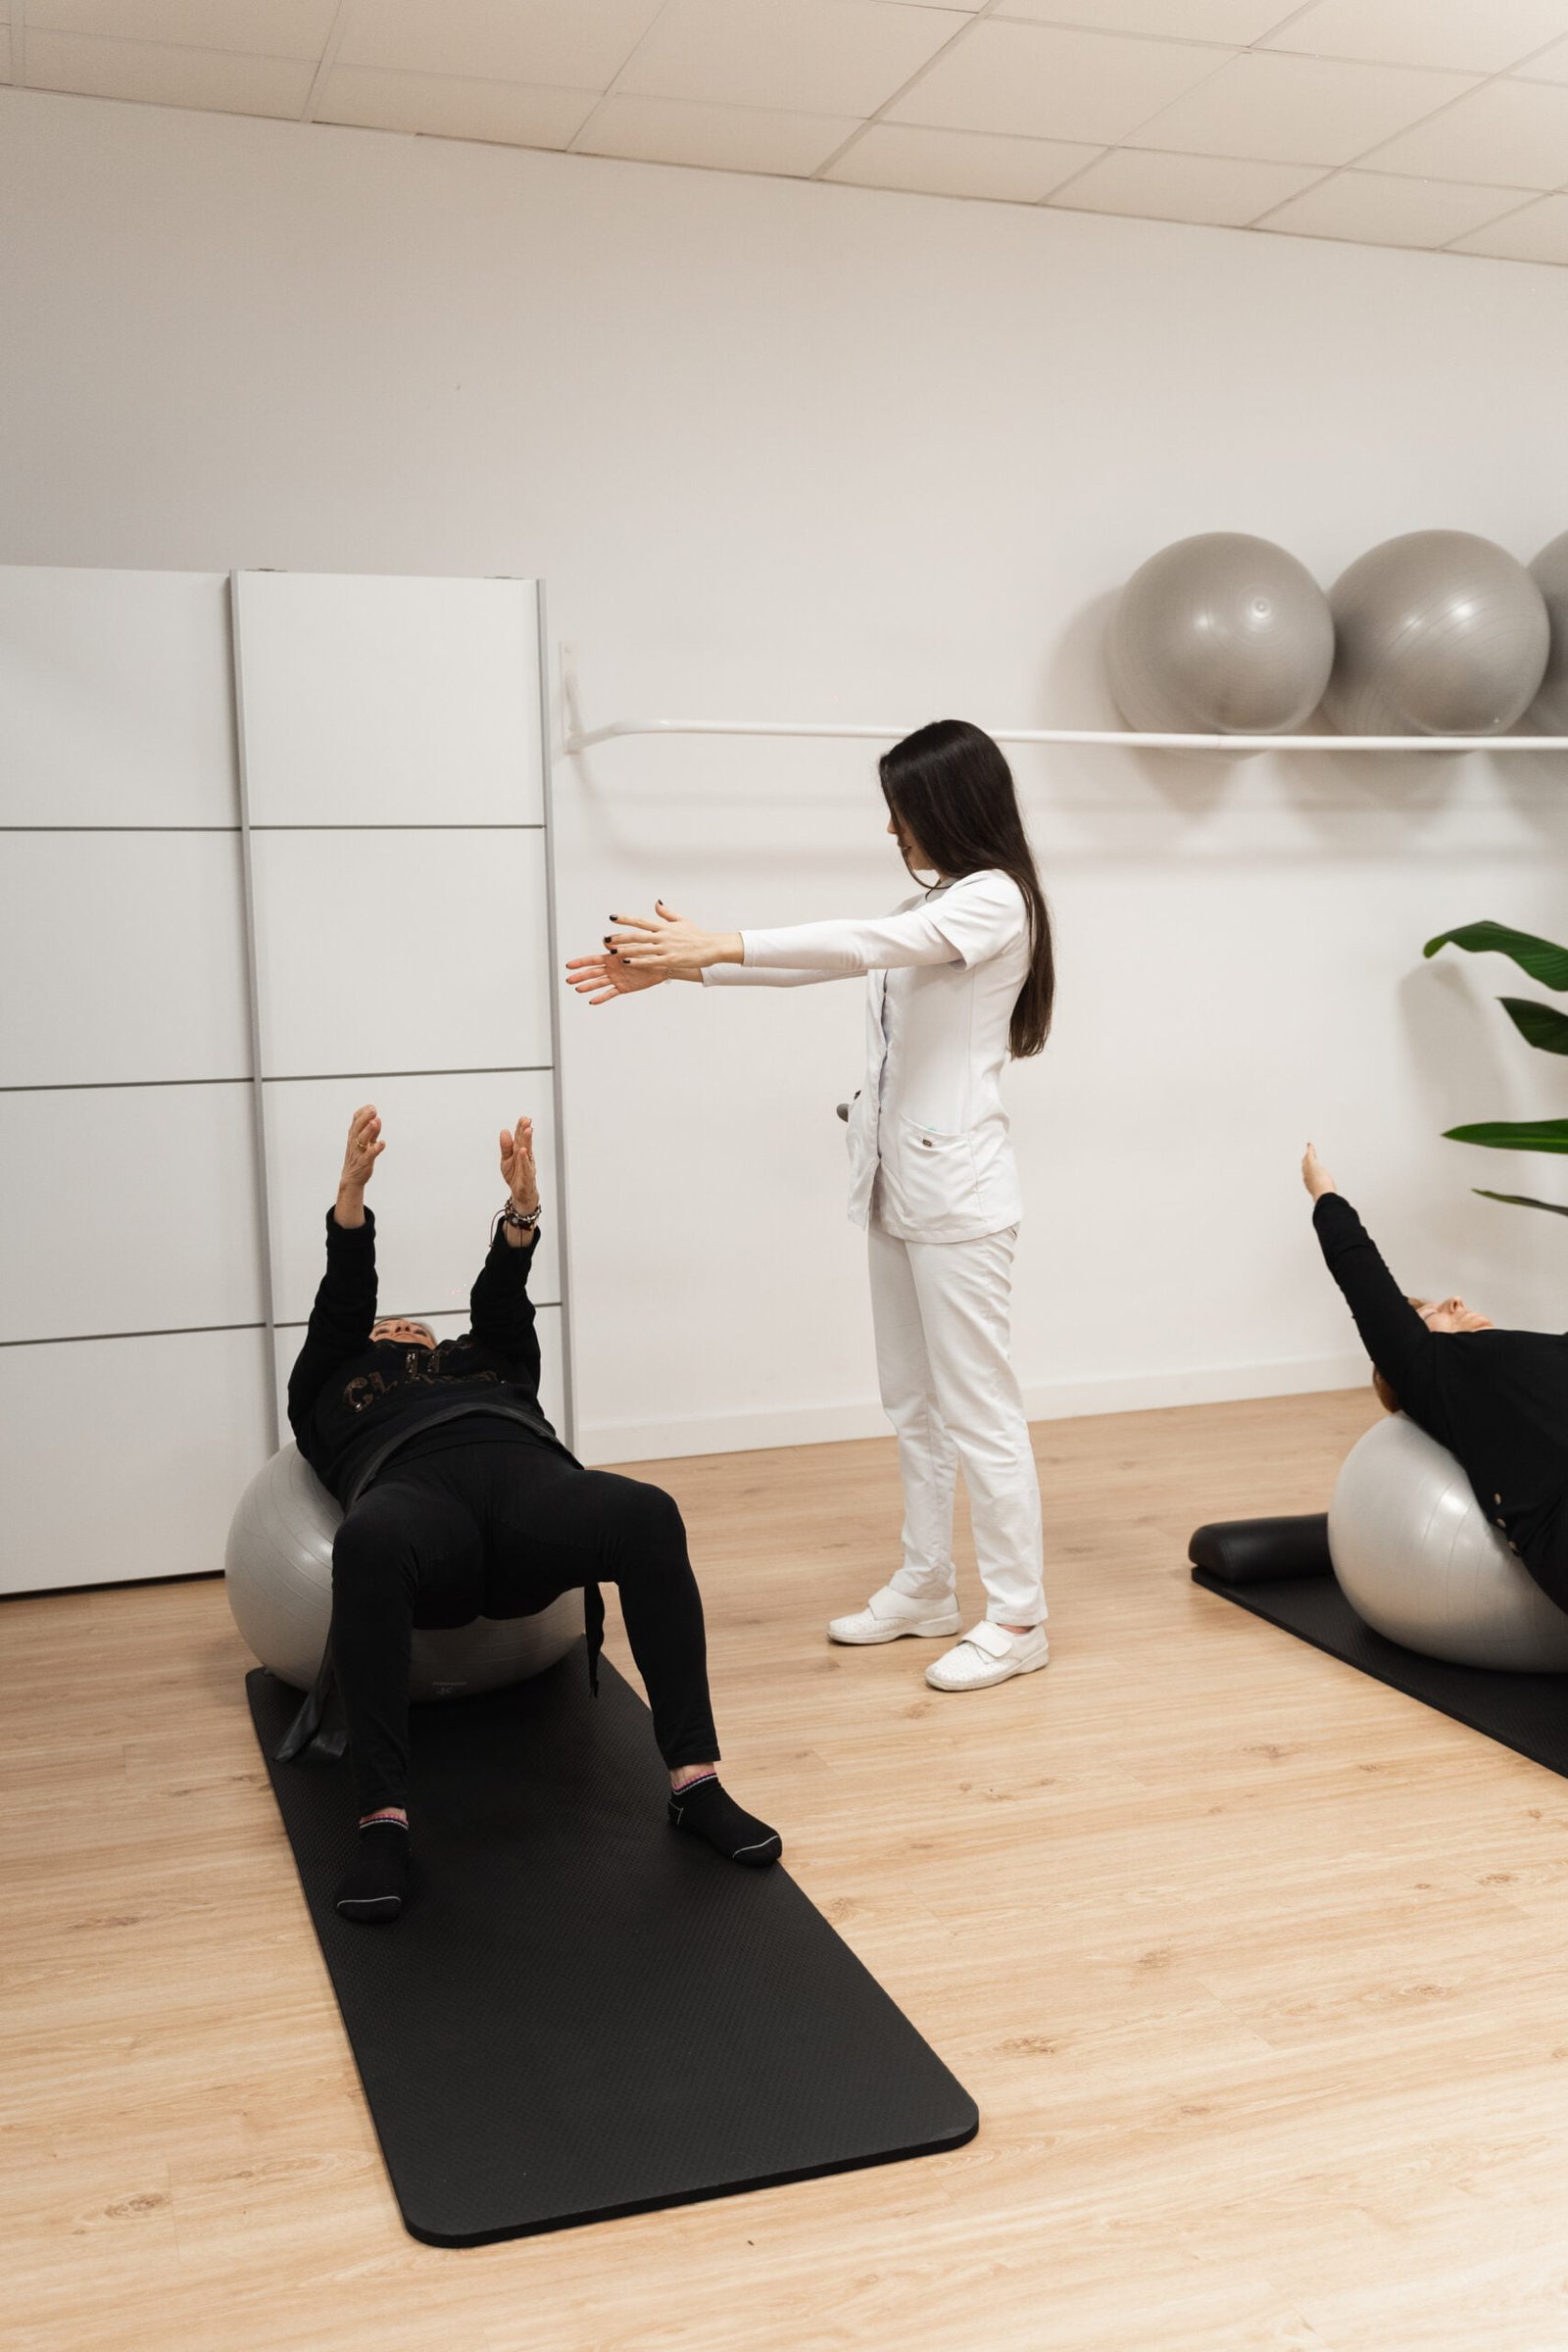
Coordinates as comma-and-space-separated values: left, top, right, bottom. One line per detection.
566, 901, 833, 1002
467, 1111, 544, 1387
607, 872, 1024, 981
607, 900, 958, 980
286, 1105, 383, 1441
1302, 1145, 1439, 1415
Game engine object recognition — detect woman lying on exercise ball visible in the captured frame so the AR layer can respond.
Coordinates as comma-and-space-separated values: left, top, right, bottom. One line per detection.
566, 719, 1053, 1694
290, 1104, 780, 1924
1303, 1141, 1568, 1607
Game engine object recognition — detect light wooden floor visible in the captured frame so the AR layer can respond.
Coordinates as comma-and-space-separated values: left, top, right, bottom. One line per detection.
12, 1388, 1568, 2352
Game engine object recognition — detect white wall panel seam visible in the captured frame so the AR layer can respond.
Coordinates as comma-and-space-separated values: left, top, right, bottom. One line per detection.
229, 571, 282, 1452
0, 824, 239, 833
536, 583, 578, 1457
0, 1068, 556, 1090
0, 1322, 267, 1346
1, 1075, 252, 1090
247, 822, 546, 831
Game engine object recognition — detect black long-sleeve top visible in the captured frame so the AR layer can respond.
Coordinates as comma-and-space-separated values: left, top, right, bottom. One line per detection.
287, 1207, 571, 1507
1313, 1190, 1568, 1567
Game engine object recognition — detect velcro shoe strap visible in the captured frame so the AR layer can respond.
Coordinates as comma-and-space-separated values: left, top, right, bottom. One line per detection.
965, 1620, 1017, 1661
869, 1586, 918, 1620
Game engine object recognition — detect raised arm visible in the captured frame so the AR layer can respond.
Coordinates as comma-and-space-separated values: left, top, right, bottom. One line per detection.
286, 1105, 383, 1441
1302, 1146, 1440, 1417
466, 1111, 544, 1386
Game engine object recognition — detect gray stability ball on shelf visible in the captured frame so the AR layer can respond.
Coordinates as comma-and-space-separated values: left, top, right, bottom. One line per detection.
1323, 529, 1549, 737
1328, 1414, 1568, 1672
224, 1442, 581, 1696
1527, 527, 1568, 734
1104, 532, 1335, 735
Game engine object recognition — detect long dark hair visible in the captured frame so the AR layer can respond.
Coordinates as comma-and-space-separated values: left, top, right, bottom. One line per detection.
879, 719, 1054, 1058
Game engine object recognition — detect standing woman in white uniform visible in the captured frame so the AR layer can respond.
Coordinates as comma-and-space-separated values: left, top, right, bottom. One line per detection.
567, 720, 1054, 1694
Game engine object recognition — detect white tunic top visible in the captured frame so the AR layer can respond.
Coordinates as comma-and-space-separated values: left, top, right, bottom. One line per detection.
703, 868, 1031, 1245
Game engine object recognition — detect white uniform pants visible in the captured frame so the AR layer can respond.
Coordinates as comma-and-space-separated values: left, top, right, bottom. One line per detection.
868, 1217, 1047, 1628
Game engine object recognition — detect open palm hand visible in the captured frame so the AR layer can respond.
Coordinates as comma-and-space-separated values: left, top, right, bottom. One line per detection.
564, 947, 670, 1004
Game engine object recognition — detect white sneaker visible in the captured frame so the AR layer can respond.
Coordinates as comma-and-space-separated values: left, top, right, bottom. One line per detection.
925, 1620, 1050, 1691
827, 1583, 962, 1645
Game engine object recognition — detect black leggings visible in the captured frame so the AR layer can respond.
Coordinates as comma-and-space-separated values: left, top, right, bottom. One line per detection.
330, 1439, 719, 1816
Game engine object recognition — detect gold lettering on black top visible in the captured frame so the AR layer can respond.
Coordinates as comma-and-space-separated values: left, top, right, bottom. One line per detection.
343, 1341, 504, 1415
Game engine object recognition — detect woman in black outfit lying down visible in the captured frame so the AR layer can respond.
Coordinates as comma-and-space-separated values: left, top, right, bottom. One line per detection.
290, 1103, 781, 1924
1303, 1142, 1568, 1612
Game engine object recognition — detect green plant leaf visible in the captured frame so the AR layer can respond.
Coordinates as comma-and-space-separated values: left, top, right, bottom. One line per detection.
1474, 1188, 1568, 1216
1444, 1118, 1568, 1152
1424, 921, 1568, 990
1500, 996, 1568, 1054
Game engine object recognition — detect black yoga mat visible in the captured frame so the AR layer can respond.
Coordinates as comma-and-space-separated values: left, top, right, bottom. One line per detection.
1192, 1565, 1568, 1779
248, 1648, 977, 2246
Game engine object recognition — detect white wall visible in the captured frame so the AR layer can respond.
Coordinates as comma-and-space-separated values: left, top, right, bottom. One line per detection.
6, 87, 1568, 1470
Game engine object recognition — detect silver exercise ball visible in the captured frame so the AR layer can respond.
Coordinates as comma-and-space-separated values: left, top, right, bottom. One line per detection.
1328, 1414, 1568, 1672
224, 1443, 581, 1696
1526, 528, 1568, 733
1105, 533, 1334, 734
1323, 530, 1549, 736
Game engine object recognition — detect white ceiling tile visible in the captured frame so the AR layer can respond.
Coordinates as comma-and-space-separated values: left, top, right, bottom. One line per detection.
1365, 76, 1568, 187
889, 20, 1230, 142
575, 93, 858, 175
825, 120, 1101, 199
338, 0, 666, 92
999, 1, 1301, 41
24, 28, 315, 114
1050, 145, 1322, 224
1259, 169, 1533, 246
1125, 51, 1478, 167
318, 66, 598, 149
1515, 35, 1568, 82
617, 0, 966, 118
26, 0, 338, 60
1260, 0, 1568, 77
1450, 190, 1568, 259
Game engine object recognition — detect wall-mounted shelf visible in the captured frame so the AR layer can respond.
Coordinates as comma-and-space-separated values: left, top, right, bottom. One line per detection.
565, 715, 1568, 755
561, 651, 1568, 759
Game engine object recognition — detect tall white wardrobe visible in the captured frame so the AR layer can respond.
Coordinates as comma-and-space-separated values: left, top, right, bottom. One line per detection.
0, 567, 571, 1595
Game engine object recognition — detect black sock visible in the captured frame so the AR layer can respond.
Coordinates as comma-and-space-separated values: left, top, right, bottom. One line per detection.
667, 1774, 782, 1868
335, 1817, 410, 1922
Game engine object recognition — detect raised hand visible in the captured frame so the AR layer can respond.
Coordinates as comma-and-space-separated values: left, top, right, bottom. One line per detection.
1301, 1142, 1337, 1201
607, 898, 740, 977
334, 1103, 383, 1230
500, 1113, 540, 1214
340, 1103, 384, 1191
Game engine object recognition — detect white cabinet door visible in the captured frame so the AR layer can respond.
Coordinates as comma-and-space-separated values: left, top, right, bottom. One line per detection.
0, 566, 235, 827
234, 572, 542, 826
246, 826, 552, 1078
0, 1328, 273, 1594
0, 1082, 264, 1342
0, 832, 253, 1088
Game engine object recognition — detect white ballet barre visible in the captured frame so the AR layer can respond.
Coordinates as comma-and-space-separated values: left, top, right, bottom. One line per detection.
564, 713, 1568, 755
